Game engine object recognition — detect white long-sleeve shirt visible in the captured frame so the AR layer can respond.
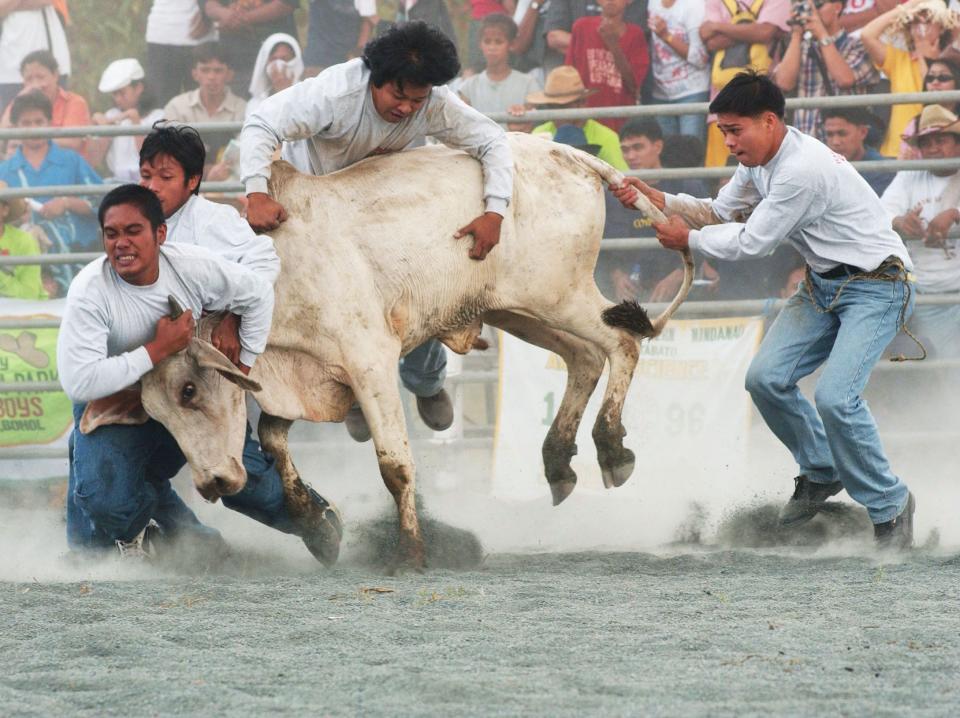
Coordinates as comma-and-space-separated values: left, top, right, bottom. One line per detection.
57, 244, 274, 403
240, 58, 514, 216
667, 127, 912, 274
880, 171, 960, 294
165, 194, 281, 286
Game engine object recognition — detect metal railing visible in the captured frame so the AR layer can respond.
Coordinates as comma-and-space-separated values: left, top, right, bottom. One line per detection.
5, 155, 960, 199
2, 89, 958, 142
2, 89, 960, 447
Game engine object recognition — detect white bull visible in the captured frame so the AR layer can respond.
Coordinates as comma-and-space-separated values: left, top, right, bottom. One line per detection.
137, 133, 693, 569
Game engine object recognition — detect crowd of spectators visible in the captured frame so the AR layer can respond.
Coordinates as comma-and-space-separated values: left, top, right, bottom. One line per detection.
0, 0, 958, 357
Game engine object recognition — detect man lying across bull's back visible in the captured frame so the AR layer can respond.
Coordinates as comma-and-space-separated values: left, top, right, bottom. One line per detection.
239, 20, 514, 443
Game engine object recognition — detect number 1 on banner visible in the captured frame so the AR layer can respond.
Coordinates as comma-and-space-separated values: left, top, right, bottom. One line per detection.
542, 391, 555, 426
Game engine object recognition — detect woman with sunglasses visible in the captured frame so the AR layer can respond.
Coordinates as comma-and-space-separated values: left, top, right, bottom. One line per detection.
900, 57, 960, 157
861, 0, 959, 157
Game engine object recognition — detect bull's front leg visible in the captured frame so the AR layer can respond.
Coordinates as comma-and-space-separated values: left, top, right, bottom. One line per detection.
351, 365, 424, 573
258, 413, 343, 566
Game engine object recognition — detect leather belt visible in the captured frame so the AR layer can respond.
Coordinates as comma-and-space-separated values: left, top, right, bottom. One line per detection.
815, 263, 865, 280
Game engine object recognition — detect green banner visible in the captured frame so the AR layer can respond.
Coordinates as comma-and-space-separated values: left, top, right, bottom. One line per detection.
0, 320, 73, 448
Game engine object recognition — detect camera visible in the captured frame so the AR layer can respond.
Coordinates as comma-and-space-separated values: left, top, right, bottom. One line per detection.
787, 0, 811, 26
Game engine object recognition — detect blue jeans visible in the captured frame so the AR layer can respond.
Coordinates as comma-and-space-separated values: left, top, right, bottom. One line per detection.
399, 339, 447, 398
67, 404, 295, 550
744, 267, 914, 523
655, 91, 709, 145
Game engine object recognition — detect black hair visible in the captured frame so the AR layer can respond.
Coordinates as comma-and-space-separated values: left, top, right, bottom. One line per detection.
709, 71, 785, 119
193, 42, 231, 68
821, 106, 883, 130
98, 184, 166, 232
924, 56, 960, 90
139, 121, 206, 195
20, 49, 58, 75
10, 91, 52, 124
481, 13, 518, 42
662, 134, 705, 169
619, 118, 663, 143
362, 21, 461, 90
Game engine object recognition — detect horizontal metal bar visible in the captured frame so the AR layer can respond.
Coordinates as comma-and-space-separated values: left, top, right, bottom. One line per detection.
0, 381, 62, 392
0, 120, 244, 141
2, 91, 958, 141
0, 252, 101, 267
4, 157, 960, 202
0, 181, 243, 199
0, 318, 61, 329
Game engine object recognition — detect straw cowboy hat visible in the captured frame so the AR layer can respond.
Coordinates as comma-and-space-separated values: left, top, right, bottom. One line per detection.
903, 103, 960, 145
881, 0, 960, 50
0, 181, 27, 225
525, 65, 597, 106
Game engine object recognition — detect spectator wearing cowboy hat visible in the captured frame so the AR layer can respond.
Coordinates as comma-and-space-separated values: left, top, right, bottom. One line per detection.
881, 103, 960, 358
861, 0, 960, 157
526, 65, 628, 169
0, 180, 47, 300
89, 59, 164, 182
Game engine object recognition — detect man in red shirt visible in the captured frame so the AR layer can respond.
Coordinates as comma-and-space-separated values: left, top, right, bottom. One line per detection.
565, 0, 649, 131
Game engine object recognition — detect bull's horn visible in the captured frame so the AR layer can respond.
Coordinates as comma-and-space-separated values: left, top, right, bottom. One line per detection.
168, 295, 185, 320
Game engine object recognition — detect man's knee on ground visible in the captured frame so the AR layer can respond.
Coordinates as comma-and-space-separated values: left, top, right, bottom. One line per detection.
74, 485, 154, 540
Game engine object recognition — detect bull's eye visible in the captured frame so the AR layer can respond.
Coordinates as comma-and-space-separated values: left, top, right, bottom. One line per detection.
181, 382, 197, 402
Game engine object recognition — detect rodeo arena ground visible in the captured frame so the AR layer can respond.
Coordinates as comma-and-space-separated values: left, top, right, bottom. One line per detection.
2, 83, 960, 717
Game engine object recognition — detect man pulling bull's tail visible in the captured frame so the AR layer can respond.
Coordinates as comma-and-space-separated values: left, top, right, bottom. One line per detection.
615, 72, 917, 549
58, 185, 341, 563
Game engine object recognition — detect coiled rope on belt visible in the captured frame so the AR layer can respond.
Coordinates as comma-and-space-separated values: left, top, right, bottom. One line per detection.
803, 256, 926, 362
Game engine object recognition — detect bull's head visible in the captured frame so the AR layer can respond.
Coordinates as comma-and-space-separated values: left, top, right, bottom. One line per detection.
138, 299, 262, 502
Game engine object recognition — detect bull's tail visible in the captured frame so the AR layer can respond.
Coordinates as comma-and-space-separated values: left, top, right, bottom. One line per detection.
568, 146, 695, 339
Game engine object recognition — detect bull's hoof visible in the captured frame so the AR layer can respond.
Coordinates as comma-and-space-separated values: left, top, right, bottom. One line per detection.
550, 479, 577, 506
300, 490, 344, 567
600, 448, 636, 489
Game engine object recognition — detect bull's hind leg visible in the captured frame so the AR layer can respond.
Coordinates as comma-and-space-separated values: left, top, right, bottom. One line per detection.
528, 287, 643, 490
258, 413, 343, 566
346, 346, 425, 572
484, 310, 606, 505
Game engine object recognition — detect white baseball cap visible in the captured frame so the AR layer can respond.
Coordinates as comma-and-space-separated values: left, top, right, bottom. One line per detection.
98, 58, 145, 93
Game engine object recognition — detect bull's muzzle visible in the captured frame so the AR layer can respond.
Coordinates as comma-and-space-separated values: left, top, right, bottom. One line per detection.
195, 456, 247, 502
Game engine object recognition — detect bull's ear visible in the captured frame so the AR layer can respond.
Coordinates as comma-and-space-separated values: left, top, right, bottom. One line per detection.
79, 389, 149, 434
187, 338, 263, 393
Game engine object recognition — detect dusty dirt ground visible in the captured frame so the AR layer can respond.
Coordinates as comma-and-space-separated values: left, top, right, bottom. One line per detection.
2, 499, 958, 718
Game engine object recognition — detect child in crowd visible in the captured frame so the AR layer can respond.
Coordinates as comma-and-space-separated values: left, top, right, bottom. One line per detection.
0, 92, 102, 297
467, 0, 518, 72
458, 14, 542, 126
163, 43, 246, 172
0, 181, 47, 300
89, 59, 164, 182
1, 50, 91, 161
247, 34, 304, 119
564, 0, 648, 131
647, 0, 710, 143
527, 65, 628, 169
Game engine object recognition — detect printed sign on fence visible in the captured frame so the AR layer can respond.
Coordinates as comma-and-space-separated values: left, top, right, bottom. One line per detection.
491, 316, 764, 503
0, 299, 70, 480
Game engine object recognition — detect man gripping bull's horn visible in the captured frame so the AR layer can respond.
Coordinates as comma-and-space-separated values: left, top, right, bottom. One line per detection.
240, 20, 512, 443
57, 185, 339, 563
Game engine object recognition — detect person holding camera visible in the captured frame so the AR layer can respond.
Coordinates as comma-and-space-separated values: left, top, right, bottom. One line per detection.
772, 0, 879, 140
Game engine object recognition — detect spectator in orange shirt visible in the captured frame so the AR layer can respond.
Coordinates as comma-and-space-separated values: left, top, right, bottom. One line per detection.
1, 50, 91, 161
564, 0, 649, 132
